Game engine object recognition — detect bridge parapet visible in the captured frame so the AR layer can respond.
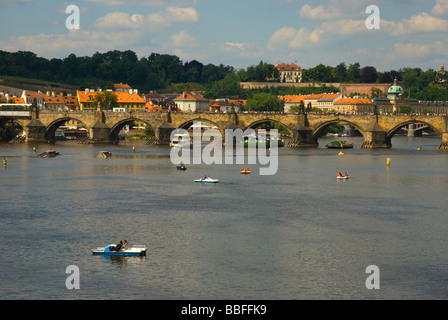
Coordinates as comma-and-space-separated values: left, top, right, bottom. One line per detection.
3, 110, 448, 149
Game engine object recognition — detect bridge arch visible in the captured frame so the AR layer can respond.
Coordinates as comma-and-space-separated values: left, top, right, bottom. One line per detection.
386, 120, 442, 139
244, 119, 293, 135
312, 119, 365, 139
109, 118, 156, 143
0, 118, 24, 141
176, 118, 224, 134
45, 117, 88, 141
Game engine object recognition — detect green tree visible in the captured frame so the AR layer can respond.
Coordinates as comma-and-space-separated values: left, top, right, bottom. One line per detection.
347, 62, 361, 82
399, 106, 413, 114
332, 62, 347, 82
245, 93, 284, 111
92, 91, 118, 110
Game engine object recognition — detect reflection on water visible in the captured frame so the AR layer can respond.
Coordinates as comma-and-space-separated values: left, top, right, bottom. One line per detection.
0, 136, 447, 300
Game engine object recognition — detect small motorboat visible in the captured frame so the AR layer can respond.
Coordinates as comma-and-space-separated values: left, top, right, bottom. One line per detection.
337, 175, 349, 179
92, 244, 147, 256
195, 177, 219, 183
240, 168, 250, 174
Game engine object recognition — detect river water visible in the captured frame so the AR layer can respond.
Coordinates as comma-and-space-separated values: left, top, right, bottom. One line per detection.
0, 135, 447, 300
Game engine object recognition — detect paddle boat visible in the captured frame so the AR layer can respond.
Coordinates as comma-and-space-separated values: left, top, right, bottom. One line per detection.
240, 168, 250, 174
195, 176, 219, 183
92, 244, 147, 256
337, 173, 349, 179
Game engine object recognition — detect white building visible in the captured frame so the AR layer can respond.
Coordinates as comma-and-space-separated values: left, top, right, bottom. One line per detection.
275, 63, 302, 83
173, 90, 210, 112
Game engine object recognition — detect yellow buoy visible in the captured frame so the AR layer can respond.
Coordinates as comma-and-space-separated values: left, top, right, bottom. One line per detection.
387, 157, 390, 166
338, 151, 344, 156
417, 147, 422, 151
133, 146, 135, 152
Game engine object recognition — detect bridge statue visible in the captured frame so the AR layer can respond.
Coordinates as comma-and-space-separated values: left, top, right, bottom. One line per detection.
306, 102, 312, 113
298, 101, 305, 114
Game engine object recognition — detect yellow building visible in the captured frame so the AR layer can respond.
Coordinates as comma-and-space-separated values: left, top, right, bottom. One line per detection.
77, 89, 146, 111
42, 93, 66, 111
333, 98, 373, 114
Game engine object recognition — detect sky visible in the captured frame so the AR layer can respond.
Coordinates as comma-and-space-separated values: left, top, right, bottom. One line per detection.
0, 0, 447, 72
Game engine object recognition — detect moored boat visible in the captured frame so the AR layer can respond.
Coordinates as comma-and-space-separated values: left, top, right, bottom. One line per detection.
35, 149, 60, 158
325, 140, 354, 149
92, 244, 147, 256
240, 168, 250, 174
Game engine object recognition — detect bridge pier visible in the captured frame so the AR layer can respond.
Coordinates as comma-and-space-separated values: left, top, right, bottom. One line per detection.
89, 120, 111, 143
288, 125, 318, 148
407, 123, 422, 137
25, 119, 47, 142
360, 123, 391, 149
439, 133, 448, 150
155, 122, 175, 145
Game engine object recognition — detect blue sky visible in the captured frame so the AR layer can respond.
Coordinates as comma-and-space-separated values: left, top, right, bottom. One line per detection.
1, 0, 447, 71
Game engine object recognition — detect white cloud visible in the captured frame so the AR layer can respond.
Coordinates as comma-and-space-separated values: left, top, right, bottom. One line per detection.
267, 26, 301, 50
84, 0, 198, 7
224, 42, 263, 59
431, 0, 448, 16
389, 12, 448, 35
299, 4, 344, 20
0, 29, 138, 58
391, 42, 432, 59
391, 41, 448, 58
225, 42, 248, 50
164, 7, 199, 23
93, 7, 199, 32
147, 7, 199, 29
172, 30, 195, 47
268, 11, 448, 53
95, 12, 144, 29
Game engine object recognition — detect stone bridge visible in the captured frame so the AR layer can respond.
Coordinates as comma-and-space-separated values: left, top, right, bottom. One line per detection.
3, 110, 448, 149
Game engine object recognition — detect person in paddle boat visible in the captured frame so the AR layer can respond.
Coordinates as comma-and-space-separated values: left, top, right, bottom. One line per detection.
110, 240, 124, 252
337, 172, 342, 177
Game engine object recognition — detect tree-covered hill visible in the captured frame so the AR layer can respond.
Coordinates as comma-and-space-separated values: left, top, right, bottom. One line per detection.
0, 50, 447, 101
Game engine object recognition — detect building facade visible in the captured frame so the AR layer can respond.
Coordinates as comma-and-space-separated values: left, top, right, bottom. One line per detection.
174, 91, 210, 112
275, 63, 302, 83
333, 98, 373, 114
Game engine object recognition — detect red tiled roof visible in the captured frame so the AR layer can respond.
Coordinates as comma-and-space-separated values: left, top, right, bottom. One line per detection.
334, 98, 372, 104
274, 63, 302, 71
114, 83, 131, 89
77, 91, 145, 104
174, 91, 209, 102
